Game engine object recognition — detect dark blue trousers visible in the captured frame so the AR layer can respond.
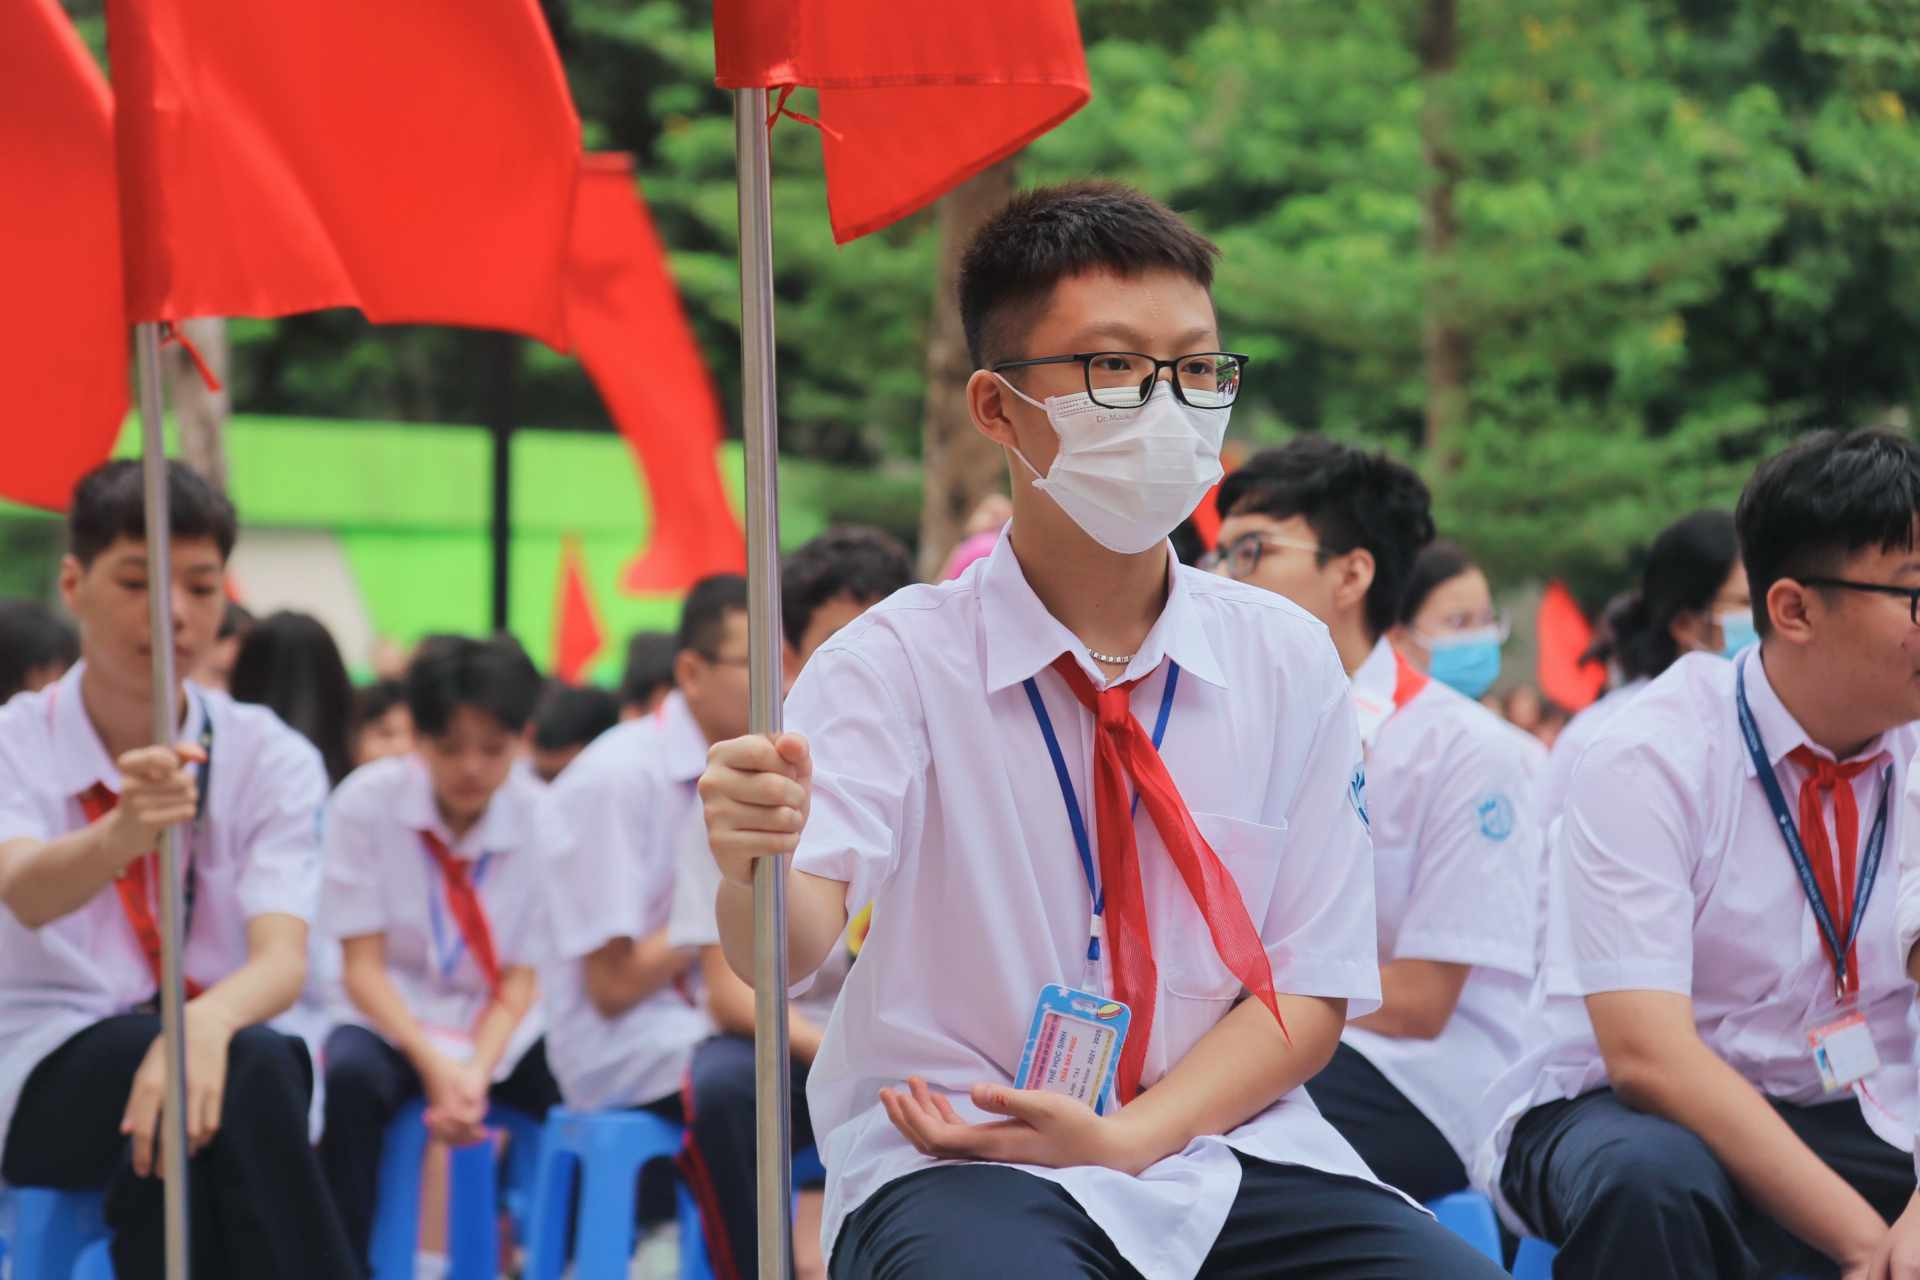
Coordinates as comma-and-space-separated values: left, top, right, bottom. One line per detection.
1307, 1040, 1469, 1203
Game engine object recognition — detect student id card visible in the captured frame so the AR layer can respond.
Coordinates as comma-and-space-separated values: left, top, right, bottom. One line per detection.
1809, 1010, 1880, 1093
1015, 985, 1130, 1115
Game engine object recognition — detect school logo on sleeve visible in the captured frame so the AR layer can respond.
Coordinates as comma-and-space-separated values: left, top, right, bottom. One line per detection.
1348, 764, 1370, 833
1475, 792, 1516, 842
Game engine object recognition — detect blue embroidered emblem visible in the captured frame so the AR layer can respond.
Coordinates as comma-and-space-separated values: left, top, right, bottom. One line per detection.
1349, 765, 1369, 833
1476, 792, 1516, 842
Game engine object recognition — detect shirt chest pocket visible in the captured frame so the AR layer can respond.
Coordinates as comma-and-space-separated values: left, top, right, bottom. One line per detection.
1156, 811, 1288, 1001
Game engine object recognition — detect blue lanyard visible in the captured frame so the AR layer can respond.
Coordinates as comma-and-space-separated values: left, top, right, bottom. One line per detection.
1022, 661, 1181, 962
424, 847, 494, 982
1735, 655, 1891, 999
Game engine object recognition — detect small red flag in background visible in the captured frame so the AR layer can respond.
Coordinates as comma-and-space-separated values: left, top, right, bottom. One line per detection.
105, 0, 582, 347
1536, 580, 1607, 711
553, 536, 607, 683
564, 157, 747, 593
713, 0, 1091, 243
2, 0, 128, 511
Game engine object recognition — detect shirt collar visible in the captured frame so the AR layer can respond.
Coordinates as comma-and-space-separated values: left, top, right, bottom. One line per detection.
1352, 636, 1399, 703
397, 751, 534, 858
48, 661, 209, 798
1739, 650, 1890, 775
657, 690, 713, 784
978, 528, 1227, 695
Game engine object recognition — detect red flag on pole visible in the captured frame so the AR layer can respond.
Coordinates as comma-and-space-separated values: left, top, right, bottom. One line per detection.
564, 157, 746, 593
1537, 580, 1607, 711
713, 0, 1091, 243
2, 0, 128, 511
553, 536, 607, 683
105, 0, 582, 347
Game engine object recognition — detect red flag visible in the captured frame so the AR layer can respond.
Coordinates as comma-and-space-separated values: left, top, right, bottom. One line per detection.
1536, 581, 1606, 712
714, 0, 1090, 242
553, 537, 606, 683
105, 0, 581, 347
565, 157, 746, 593
2, 0, 128, 511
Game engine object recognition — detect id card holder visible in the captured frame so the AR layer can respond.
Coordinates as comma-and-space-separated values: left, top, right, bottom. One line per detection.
1808, 1009, 1880, 1092
1015, 985, 1130, 1116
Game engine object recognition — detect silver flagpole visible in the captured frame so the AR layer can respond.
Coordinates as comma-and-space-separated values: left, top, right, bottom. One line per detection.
133, 320, 194, 1280
732, 88, 795, 1280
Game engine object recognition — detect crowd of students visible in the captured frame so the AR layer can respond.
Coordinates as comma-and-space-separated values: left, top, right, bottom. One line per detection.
1, 178, 1918, 1280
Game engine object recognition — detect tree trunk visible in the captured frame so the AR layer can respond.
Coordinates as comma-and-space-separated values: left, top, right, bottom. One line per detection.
917, 160, 1018, 581
167, 316, 231, 492
1419, 0, 1469, 471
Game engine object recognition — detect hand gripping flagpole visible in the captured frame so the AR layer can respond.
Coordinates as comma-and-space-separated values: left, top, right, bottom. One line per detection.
733, 88, 796, 1280
133, 321, 195, 1280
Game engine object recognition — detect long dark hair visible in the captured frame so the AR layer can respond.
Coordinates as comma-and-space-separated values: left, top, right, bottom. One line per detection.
229, 611, 356, 786
1585, 511, 1738, 682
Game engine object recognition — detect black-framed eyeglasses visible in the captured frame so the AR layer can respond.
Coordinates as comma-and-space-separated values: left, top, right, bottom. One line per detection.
1197, 531, 1323, 579
1799, 577, 1920, 624
992, 351, 1249, 410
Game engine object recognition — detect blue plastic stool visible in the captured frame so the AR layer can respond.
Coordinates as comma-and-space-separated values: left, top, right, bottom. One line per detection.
1512, 1236, 1557, 1280
522, 1107, 700, 1280
70, 1239, 115, 1280
368, 1098, 540, 1280
4, 1188, 107, 1280
1426, 1190, 1502, 1263
677, 1145, 827, 1280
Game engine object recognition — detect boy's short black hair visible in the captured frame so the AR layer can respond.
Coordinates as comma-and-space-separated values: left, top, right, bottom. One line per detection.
959, 181, 1221, 370
676, 574, 749, 658
531, 682, 620, 752
781, 527, 915, 653
68, 459, 238, 566
218, 600, 255, 642
0, 600, 79, 702
1736, 428, 1920, 637
1216, 437, 1436, 640
405, 634, 544, 737
619, 630, 677, 709
353, 678, 408, 729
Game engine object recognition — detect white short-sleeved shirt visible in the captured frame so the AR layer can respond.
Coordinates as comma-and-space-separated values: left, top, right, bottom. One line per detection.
1340, 639, 1540, 1167
0, 663, 326, 1156
540, 694, 712, 1110
1539, 678, 1649, 823
322, 754, 551, 1078
1474, 652, 1919, 1230
666, 804, 852, 1028
787, 533, 1395, 1280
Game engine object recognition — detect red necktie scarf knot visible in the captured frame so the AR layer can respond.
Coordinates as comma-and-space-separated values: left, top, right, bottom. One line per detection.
76, 782, 204, 999
1786, 746, 1875, 996
1047, 654, 1286, 1104
418, 830, 503, 996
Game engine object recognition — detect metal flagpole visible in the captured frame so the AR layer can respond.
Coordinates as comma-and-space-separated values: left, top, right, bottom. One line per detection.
732, 87, 796, 1280
133, 321, 195, 1280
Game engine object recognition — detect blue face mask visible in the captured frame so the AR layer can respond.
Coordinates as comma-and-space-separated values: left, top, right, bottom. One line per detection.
1428, 631, 1503, 700
1717, 609, 1758, 660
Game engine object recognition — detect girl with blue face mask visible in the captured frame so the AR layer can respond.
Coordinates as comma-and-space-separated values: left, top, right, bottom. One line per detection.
1391, 542, 1510, 701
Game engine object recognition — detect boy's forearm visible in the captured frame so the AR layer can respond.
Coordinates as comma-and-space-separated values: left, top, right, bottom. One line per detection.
715, 866, 847, 987
468, 966, 537, 1073
0, 829, 130, 928
195, 913, 309, 1031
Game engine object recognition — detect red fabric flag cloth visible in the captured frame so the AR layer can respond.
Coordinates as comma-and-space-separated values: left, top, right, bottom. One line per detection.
564, 156, 746, 593
2, 0, 128, 511
1536, 581, 1606, 711
552, 536, 607, 684
105, 0, 582, 347
713, 0, 1091, 242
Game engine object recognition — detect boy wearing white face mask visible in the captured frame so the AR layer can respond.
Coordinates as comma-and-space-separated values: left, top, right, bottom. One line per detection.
1207, 440, 1543, 1209
696, 182, 1506, 1280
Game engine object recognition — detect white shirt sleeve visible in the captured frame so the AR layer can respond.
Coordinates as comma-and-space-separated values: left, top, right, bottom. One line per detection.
1393, 727, 1537, 976
0, 739, 53, 846
666, 804, 723, 951
234, 730, 326, 924
1559, 731, 1698, 996
1896, 751, 1920, 970
541, 761, 654, 962
320, 778, 389, 939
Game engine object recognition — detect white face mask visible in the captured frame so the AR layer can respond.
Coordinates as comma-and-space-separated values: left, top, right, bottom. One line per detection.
996, 376, 1230, 555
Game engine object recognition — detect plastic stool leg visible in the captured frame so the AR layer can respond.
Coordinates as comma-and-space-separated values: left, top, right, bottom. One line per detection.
368, 1100, 430, 1280
676, 1179, 713, 1280
1426, 1190, 1502, 1263
11, 1189, 107, 1280
1513, 1236, 1557, 1280
521, 1146, 578, 1280
447, 1133, 500, 1280
70, 1239, 115, 1280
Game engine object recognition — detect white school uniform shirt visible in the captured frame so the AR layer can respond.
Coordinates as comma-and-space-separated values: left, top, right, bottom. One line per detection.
788, 533, 1394, 1280
1539, 677, 1649, 823
539, 693, 713, 1110
1473, 652, 1919, 1230
321, 754, 551, 1078
0, 662, 325, 1158
1340, 639, 1540, 1169
665, 803, 853, 1027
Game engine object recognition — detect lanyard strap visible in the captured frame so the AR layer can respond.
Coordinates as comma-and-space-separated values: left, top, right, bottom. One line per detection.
423, 844, 496, 982
1023, 661, 1181, 961
1735, 655, 1891, 998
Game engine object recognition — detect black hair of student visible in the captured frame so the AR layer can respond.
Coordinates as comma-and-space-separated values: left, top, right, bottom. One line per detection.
228, 611, 356, 786
67, 459, 238, 566
1216, 437, 1437, 639
0, 600, 79, 703
1737, 428, 1920, 638
619, 630, 677, 709
675, 574, 749, 658
405, 634, 543, 738
958, 181, 1221, 370
1582, 511, 1738, 680
531, 682, 620, 752
1397, 540, 1478, 626
781, 526, 915, 653
218, 600, 255, 642
353, 678, 408, 731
